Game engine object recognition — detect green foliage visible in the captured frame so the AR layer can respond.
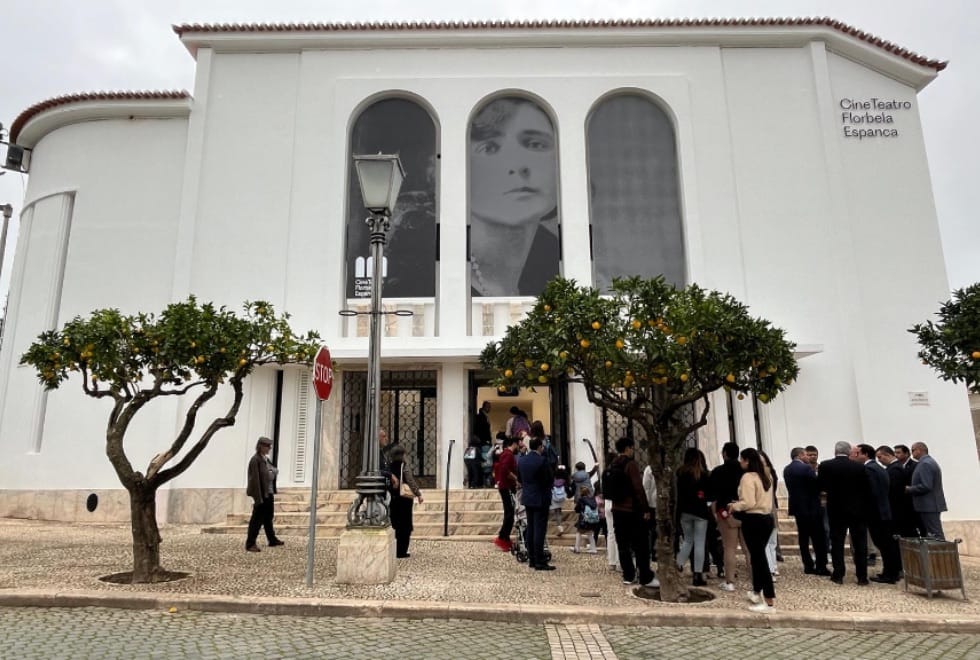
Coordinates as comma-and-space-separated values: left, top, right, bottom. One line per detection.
910, 283, 980, 394
21, 297, 320, 396
481, 277, 799, 438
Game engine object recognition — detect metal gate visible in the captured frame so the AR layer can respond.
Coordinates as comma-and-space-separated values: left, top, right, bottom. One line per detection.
339, 370, 438, 489
599, 390, 697, 472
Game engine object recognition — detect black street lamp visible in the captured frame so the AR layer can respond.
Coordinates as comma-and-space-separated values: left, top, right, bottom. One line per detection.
346, 154, 405, 528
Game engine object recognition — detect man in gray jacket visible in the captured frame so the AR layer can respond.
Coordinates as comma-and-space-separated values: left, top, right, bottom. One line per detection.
906, 442, 947, 540
245, 436, 284, 552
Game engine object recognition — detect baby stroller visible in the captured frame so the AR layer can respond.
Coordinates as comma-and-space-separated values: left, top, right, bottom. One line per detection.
510, 490, 551, 564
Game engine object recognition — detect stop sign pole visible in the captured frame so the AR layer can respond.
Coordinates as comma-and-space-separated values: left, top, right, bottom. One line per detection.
306, 345, 333, 587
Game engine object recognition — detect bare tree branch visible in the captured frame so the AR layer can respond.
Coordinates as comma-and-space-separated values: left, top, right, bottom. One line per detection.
154, 377, 246, 486
144, 384, 218, 481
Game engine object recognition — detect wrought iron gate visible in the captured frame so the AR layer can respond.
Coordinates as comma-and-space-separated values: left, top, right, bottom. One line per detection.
340, 370, 438, 489
599, 390, 698, 473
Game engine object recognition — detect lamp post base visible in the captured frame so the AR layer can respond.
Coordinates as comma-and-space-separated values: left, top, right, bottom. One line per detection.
335, 527, 397, 585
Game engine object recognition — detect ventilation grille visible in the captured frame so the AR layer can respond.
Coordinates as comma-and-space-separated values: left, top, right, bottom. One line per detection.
293, 371, 310, 482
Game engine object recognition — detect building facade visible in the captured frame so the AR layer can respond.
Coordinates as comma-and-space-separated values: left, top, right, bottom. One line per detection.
1, 18, 978, 550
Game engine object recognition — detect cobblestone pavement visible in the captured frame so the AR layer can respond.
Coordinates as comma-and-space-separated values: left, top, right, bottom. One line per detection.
3, 520, 980, 617
0, 607, 552, 659
3, 607, 980, 660
602, 626, 980, 660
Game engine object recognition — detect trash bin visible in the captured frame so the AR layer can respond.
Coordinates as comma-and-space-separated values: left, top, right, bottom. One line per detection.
898, 537, 967, 599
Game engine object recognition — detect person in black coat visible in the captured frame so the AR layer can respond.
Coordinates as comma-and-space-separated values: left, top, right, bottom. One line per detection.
388, 444, 423, 558
858, 444, 901, 583
817, 441, 871, 585
878, 445, 916, 539
518, 436, 555, 570
783, 447, 829, 575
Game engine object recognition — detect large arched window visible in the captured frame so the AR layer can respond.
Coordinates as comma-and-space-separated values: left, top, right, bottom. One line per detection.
346, 98, 437, 298
587, 93, 684, 291
468, 96, 560, 298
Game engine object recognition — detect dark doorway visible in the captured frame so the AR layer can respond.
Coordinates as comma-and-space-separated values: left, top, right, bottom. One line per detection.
340, 370, 439, 489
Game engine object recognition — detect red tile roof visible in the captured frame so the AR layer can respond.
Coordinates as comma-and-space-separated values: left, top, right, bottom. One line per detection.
172, 17, 946, 71
10, 90, 190, 143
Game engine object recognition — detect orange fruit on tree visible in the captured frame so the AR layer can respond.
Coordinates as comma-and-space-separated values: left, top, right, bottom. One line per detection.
524, 359, 534, 368
604, 360, 613, 368
972, 351, 980, 360
615, 339, 625, 350
540, 363, 550, 372
679, 373, 689, 382
543, 304, 552, 312
677, 336, 687, 345
725, 373, 736, 383
580, 339, 590, 348
504, 369, 513, 378
631, 320, 642, 330
559, 351, 568, 359
538, 375, 549, 384
591, 321, 601, 330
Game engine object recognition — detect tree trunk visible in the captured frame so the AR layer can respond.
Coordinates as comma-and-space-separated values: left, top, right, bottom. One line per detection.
649, 433, 687, 602
128, 484, 164, 583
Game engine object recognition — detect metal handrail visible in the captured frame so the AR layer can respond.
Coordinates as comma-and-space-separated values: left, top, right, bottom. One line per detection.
444, 438, 455, 537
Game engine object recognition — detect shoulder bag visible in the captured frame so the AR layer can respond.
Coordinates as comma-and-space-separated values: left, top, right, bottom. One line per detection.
399, 464, 415, 499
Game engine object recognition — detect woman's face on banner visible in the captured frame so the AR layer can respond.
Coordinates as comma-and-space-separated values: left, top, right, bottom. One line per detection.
470, 100, 557, 227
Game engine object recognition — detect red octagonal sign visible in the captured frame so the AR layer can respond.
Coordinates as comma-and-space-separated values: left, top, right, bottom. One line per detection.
312, 345, 333, 401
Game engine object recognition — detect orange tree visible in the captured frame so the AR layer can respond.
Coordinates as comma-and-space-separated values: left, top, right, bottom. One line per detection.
910, 283, 980, 393
21, 297, 320, 583
480, 277, 798, 601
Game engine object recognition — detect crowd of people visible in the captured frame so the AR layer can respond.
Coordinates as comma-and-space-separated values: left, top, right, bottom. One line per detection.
242, 405, 948, 614
475, 414, 947, 613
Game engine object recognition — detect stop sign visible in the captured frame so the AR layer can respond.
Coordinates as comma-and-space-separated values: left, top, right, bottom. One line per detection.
312, 345, 333, 401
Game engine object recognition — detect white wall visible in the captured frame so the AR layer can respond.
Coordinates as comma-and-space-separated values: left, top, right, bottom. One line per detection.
3, 36, 976, 523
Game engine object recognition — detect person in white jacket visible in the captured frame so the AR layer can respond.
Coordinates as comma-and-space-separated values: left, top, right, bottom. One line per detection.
642, 464, 658, 563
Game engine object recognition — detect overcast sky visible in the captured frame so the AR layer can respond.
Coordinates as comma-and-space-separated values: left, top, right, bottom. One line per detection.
1, 0, 976, 306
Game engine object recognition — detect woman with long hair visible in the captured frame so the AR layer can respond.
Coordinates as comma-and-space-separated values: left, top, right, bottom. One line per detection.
728, 447, 776, 612
675, 448, 712, 586
388, 444, 424, 558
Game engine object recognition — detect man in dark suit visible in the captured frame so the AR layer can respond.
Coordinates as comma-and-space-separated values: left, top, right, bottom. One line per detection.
783, 447, 829, 575
517, 436, 555, 570
858, 444, 901, 583
878, 445, 916, 540
907, 442, 947, 540
817, 441, 871, 585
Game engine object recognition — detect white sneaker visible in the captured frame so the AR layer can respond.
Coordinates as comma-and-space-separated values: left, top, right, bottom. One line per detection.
587, 549, 598, 555
644, 577, 660, 588
557, 525, 565, 535
745, 591, 761, 604
720, 582, 736, 592
748, 602, 774, 613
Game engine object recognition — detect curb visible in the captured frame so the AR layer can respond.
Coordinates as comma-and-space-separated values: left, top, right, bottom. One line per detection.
1, 588, 979, 633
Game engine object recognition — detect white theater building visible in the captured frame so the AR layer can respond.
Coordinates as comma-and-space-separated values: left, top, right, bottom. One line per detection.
1, 18, 978, 550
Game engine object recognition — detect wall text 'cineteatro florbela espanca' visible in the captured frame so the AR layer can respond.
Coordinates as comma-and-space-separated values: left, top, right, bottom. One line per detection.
839, 97, 912, 140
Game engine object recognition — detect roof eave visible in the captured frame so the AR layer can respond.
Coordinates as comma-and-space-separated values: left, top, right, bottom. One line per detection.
173, 22, 943, 91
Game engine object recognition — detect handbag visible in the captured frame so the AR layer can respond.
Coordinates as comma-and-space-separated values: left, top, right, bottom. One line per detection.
399, 464, 414, 499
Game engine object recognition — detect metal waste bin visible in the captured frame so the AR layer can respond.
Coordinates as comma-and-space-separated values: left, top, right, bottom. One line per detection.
898, 537, 966, 599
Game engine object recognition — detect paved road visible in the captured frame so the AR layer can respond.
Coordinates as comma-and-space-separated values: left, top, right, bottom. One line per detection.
2, 607, 980, 659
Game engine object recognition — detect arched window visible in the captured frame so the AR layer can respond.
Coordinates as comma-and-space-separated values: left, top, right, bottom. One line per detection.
346, 98, 437, 298
587, 94, 684, 291
468, 96, 560, 297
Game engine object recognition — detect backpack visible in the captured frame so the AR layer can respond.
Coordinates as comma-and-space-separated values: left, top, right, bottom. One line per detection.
582, 503, 600, 525
601, 459, 630, 503
551, 484, 567, 507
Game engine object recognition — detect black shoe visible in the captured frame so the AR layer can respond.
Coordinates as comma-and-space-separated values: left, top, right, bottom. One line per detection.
533, 564, 556, 571
692, 573, 707, 587
815, 568, 831, 576
857, 579, 870, 586
803, 567, 817, 575
870, 575, 898, 584
269, 539, 285, 547
246, 546, 261, 553
397, 553, 411, 558
776, 553, 785, 563
830, 576, 843, 584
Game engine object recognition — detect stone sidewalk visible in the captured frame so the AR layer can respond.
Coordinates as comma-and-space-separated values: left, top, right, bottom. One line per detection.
1, 519, 979, 632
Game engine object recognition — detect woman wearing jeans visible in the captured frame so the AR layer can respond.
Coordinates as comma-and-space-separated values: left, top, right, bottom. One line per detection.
729, 448, 776, 613
675, 448, 712, 586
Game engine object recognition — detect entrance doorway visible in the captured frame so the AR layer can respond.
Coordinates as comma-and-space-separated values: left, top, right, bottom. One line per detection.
339, 370, 439, 489
468, 371, 570, 466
